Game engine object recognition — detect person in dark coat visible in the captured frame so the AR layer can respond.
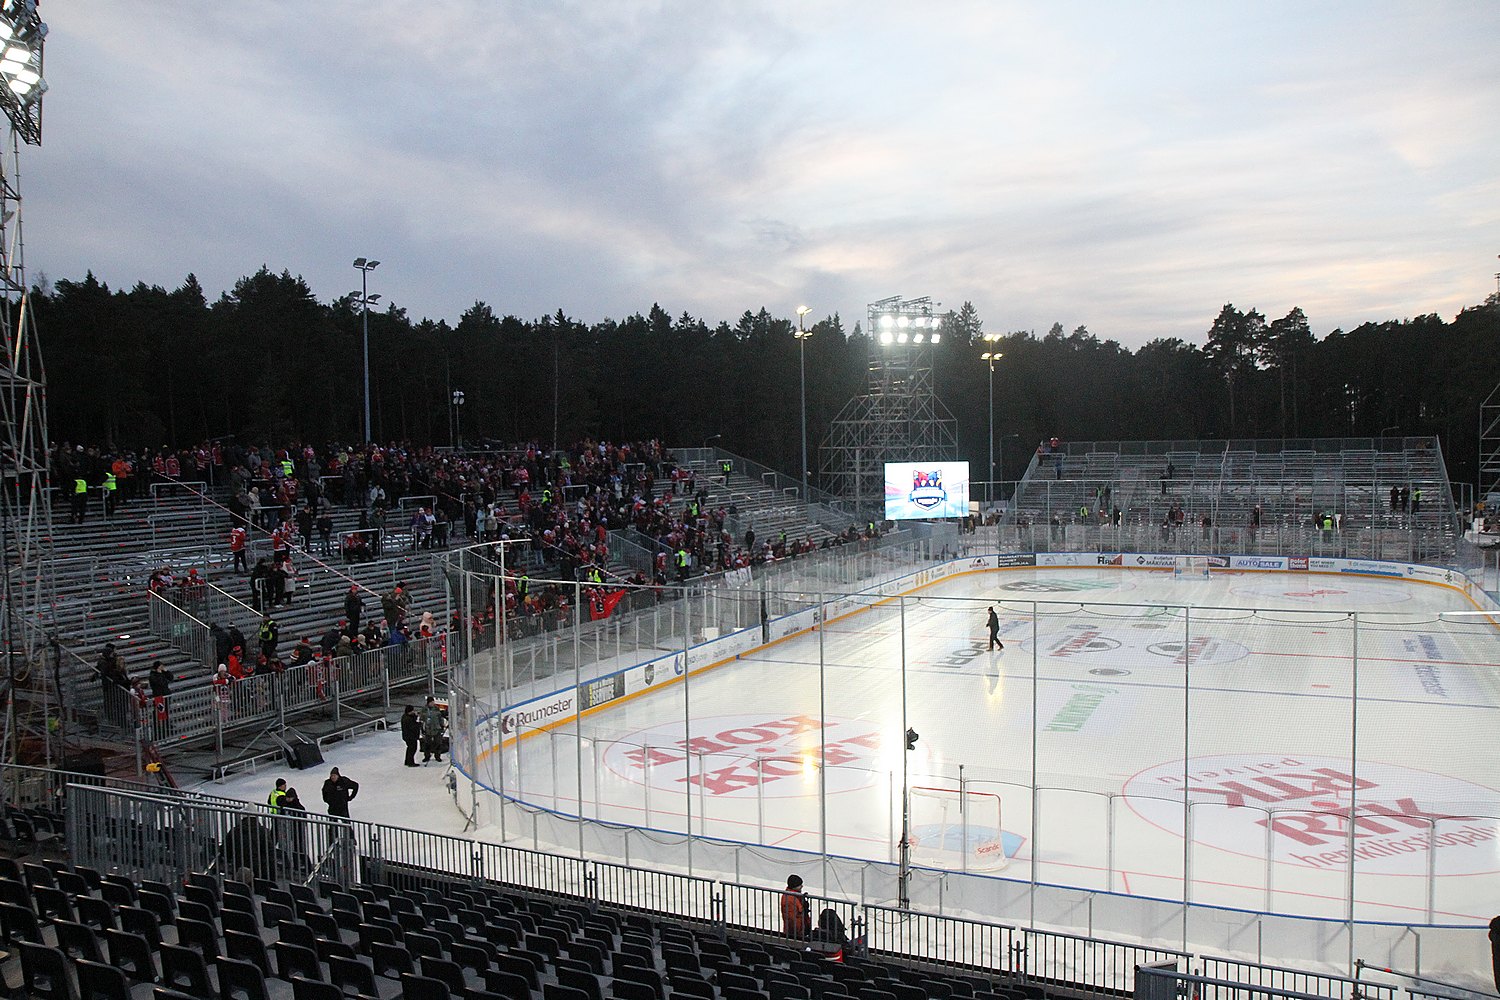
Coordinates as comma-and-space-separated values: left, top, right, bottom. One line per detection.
986, 606, 1003, 651
321, 767, 359, 819
400, 705, 420, 768
344, 586, 363, 637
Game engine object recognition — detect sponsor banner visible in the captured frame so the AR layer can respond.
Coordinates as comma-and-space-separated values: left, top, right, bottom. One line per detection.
1036, 552, 1097, 567
1340, 559, 1405, 578
603, 713, 885, 797
1127, 553, 1177, 569
1124, 754, 1500, 876
1406, 565, 1455, 584
1288, 556, 1309, 571
1230, 555, 1287, 571
1308, 558, 1339, 571
579, 672, 625, 711
1096, 553, 1124, 566
1206, 555, 1231, 569
500, 689, 576, 736
995, 553, 1036, 568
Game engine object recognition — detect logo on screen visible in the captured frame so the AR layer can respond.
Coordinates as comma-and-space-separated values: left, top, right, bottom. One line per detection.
909, 470, 947, 509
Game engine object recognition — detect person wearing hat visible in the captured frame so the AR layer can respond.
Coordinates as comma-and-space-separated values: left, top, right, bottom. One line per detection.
420, 696, 446, 763
401, 705, 421, 768
322, 767, 359, 819
780, 874, 810, 939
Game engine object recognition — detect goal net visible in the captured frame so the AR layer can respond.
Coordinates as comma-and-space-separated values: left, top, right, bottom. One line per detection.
908, 786, 1008, 872
1172, 555, 1211, 579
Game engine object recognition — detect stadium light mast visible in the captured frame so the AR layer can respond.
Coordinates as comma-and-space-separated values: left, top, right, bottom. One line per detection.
351, 258, 380, 443
981, 335, 1003, 506
796, 306, 813, 503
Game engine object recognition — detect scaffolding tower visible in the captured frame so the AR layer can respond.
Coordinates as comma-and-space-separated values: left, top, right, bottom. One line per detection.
1481, 382, 1500, 506
819, 295, 958, 511
1, 125, 56, 771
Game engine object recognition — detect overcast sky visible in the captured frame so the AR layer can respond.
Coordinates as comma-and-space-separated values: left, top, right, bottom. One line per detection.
23, 2, 1500, 346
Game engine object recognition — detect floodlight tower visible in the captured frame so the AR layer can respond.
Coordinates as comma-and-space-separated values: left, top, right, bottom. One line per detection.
0, 0, 54, 778
819, 296, 959, 511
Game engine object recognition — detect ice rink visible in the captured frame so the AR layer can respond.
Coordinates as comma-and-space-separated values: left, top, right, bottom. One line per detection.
196, 565, 1500, 930
488, 566, 1500, 925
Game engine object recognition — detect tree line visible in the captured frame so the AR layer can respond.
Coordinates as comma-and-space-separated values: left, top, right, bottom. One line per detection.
33, 267, 1500, 488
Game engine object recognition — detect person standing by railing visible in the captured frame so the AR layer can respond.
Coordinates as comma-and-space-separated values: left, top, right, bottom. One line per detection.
322, 767, 359, 820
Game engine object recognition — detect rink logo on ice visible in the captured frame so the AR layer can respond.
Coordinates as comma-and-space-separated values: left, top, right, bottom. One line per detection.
1124, 754, 1500, 875
1001, 579, 1115, 593
1145, 636, 1249, 666
604, 714, 883, 797
1047, 627, 1122, 657
1043, 685, 1119, 732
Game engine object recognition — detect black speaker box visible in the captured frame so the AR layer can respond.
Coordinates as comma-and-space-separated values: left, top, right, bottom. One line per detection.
287, 739, 324, 770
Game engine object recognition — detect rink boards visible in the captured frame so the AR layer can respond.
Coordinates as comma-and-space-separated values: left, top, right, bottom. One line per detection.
474, 553, 1500, 924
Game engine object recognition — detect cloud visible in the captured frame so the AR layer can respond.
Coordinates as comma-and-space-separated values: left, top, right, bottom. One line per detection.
22, 1, 1500, 348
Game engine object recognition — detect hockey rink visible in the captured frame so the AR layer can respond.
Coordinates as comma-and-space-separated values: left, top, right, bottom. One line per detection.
487, 566, 1500, 925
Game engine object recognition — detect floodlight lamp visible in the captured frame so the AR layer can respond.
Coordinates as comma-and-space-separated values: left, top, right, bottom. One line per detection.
796, 305, 811, 317
0, 59, 22, 75
368, 260, 381, 269
880, 331, 894, 345
3, 45, 29, 62
12, 66, 35, 83
930, 333, 941, 344
897, 316, 909, 328
896, 332, 908, 344
913, 333, 924, 344
352, 257, 367, 268
367, 293, 382, 303
0, 23, 11, 42
7, 77, 27, 95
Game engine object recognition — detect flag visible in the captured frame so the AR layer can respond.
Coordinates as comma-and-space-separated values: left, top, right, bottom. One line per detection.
589, 588, 629, 621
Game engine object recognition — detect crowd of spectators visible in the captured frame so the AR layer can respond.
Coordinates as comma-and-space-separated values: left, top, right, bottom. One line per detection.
71, 436, 887, 698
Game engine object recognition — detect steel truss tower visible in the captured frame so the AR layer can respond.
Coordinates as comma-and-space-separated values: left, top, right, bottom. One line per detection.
0, 127, 56, 771
819, 296, 958, 511
1481, 382, 1500, 506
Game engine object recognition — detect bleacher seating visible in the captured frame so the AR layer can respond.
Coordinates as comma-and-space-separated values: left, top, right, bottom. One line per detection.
0, 856, 1071, 1000
1009, 437, 1459, 556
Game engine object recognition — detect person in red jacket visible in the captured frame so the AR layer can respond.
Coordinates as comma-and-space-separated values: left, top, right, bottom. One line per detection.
230, 525, 248, 574
780, 875, 810, 939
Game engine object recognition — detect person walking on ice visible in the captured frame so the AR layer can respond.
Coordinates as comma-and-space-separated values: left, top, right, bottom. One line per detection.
987, 606, 1004, 650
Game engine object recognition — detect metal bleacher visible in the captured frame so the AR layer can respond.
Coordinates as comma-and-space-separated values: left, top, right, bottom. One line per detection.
1009, 436, 1461, 559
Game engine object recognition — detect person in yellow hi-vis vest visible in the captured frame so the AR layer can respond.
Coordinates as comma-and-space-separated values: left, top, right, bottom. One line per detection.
103, 471, 118, 517
71, 476, 88, 524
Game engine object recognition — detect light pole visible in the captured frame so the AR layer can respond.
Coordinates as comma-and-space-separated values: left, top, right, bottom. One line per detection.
796, 306, 813, 504
352, 257, 380, 443
452, 390, 466, 448
981, 335, 1003, 507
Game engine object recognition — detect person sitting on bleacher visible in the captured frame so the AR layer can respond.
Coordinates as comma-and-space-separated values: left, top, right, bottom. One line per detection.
807, 908, 848, 961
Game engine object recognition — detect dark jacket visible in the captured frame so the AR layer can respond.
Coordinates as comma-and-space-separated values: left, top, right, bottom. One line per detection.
401, 711, 420, 743
344, 591, 363, 620
321, 775, 359, 818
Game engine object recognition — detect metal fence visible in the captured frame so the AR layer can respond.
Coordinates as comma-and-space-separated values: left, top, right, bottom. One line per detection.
135, 606, 442, 750
64, 783, 1193, 993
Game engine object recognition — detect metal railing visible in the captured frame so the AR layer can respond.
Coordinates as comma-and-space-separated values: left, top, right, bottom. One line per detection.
65, 783, 1198, 994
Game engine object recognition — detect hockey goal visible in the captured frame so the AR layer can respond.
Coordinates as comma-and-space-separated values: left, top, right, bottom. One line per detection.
908, 786, 1009, 872
1172, 555, 1211, 579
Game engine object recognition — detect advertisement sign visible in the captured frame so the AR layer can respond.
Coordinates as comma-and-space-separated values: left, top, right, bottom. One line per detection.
884, 461, 970, 520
